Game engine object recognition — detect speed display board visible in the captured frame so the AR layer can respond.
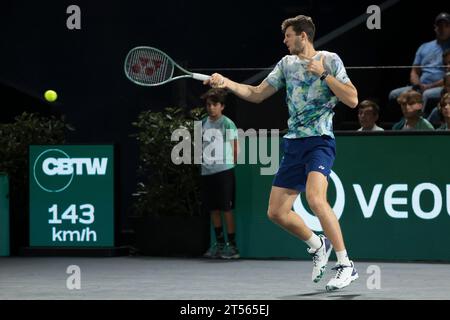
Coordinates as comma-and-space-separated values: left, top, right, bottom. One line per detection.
29, 145, 114, 247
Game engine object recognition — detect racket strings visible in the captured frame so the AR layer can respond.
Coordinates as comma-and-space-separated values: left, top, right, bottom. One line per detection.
126, 49, 173, 85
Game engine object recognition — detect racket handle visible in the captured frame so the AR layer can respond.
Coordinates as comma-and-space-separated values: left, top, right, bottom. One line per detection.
192, 73, 210, 81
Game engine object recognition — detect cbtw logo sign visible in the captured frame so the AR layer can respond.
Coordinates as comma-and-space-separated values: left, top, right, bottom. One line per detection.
33, 149, 108, 192
294, 171, 450, 231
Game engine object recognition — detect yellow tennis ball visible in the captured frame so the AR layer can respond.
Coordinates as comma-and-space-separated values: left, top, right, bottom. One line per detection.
44, 90, 58, 102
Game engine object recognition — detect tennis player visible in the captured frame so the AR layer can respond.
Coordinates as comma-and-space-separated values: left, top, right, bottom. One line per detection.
205, 15, 359, 290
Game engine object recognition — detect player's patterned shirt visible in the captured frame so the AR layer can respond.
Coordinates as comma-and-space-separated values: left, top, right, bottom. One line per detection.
265, 51, 350, 139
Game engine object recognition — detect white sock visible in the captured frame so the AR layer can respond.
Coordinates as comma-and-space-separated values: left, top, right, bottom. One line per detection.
336, 250, 351, 266
305, 233, 322, 250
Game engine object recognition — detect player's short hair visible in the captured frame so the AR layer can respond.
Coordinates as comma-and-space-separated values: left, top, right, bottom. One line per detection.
201, 88, 228, 105
397, 90, 423, 105
281, 15, 316, 42
358, 100, 380, 115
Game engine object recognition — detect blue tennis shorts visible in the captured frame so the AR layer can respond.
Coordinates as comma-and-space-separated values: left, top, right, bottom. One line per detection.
272, 135, 336, 192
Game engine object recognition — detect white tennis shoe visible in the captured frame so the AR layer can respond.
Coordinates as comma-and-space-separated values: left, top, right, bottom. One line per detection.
326, 261, 359, 291
307, 235, 333, 283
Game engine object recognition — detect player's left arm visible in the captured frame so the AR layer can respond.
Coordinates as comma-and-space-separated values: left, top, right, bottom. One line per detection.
307, 55, 358, 108
323, 77, 358, 108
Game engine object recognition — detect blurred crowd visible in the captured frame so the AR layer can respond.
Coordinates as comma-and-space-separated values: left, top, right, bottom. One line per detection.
357, 12, 450, 131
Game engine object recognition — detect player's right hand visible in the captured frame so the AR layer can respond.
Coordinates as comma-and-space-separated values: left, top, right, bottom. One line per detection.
204, 73, 227, 88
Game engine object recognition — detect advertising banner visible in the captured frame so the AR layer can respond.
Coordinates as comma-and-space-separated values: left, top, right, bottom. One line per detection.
29, 145, 114, 247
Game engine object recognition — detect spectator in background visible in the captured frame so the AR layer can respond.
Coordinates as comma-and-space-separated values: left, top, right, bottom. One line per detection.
357, 100, 384, 131
442, 48, 450, 72
437, 92, 450, 130
427, 50, 450, 126
427, 72, 450, 127
388, 12, 450, 114
392, 90, 434, 130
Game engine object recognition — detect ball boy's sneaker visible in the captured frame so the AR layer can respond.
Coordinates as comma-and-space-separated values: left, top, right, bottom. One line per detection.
221, 243, 240, 259
203, 242, 225, 259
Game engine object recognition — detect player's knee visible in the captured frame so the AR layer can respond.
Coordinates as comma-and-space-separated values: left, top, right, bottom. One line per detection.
267, 207, 285, 223
306, 194, 327, 215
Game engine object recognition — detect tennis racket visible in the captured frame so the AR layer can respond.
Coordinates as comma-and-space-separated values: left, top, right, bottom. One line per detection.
124, 46, 210, 86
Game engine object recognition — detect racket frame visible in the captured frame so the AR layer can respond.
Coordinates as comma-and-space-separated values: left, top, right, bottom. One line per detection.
124, 46, 209, 86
